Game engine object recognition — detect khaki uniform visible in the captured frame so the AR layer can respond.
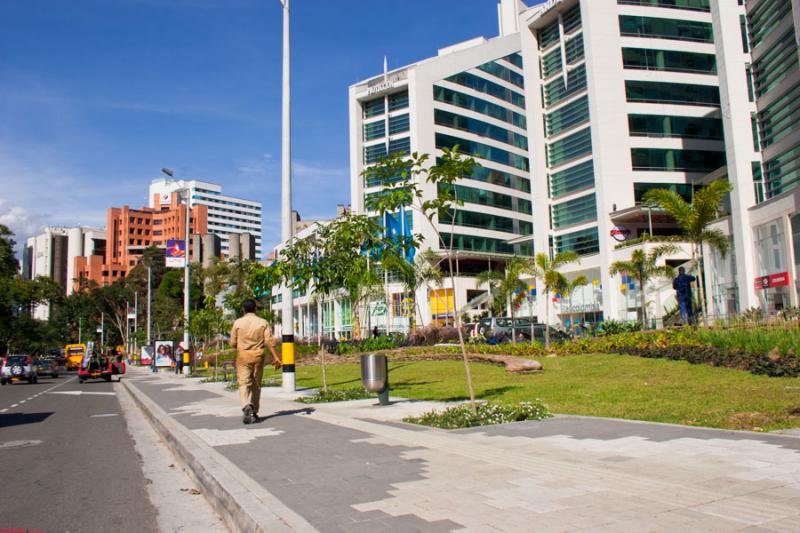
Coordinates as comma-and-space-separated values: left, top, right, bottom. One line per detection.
230, 313, 273, 413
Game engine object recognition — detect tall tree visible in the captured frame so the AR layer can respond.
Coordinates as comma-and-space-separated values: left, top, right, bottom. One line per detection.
643, 179, 732, 326
531, 251, 579, 348
364, 148, 481, 414
609, 244, 678, 327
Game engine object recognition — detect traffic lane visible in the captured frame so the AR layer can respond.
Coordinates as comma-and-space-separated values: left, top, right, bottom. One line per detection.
0, 377, 159, 533
0, 373, 73, 414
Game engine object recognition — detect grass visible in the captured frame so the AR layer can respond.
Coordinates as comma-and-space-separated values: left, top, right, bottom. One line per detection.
695, 325, 800, 355
255, 355, 800, 432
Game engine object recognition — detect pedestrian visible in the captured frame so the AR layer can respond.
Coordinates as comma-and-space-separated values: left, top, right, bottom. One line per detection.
672, 266, 697, 325
174, 342, 184, 374
230, 299, 281, 425
372, 325, 379, 338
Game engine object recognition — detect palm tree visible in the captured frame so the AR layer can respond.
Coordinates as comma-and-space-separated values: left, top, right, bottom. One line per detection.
497, 257, 532, 344
643, 179, 732, 326
476, 269, 503, 318
558, 275, 588, 336
531, 251, 579, 348
609, 244, 678, 328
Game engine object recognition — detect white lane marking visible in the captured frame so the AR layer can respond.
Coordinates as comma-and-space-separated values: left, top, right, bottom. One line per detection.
0, 409, 7, 413
90, 413, 119, 418
1, 376, 77, 411
18, 400, 25, 404
48, 391, 115, 396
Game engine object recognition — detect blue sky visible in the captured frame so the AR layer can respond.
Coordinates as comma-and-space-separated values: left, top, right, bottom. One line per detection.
0, 0, 527, 255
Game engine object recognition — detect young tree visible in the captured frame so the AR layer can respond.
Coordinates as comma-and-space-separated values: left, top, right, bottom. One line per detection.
531, 251, 579, 349
609, 244, 678, 328
643, 179, 732, 326
476, 269, 503, 318
363, 148, 481, 414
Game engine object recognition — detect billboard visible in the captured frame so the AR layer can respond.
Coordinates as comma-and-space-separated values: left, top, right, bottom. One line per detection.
140, 345, 154, 366
166, 240, 186, 268
154, 341, 174, 367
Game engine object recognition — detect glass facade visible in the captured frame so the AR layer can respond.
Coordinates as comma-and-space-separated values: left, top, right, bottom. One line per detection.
631, 148, 726, 172
388, 137, 410, 156
539, 20, 560, 49
565, 35, 585, 65
363, 120, 385, 141
548, 127, 592, 167
363, 98, 385, 118
747, 0, 792, 48
758, 84, 800, 148
752, 31, 799, 97
764, 143, 800, 197
441, 233, 531, 256
388, 114, 410, 135
617, 0, 710, 12
440, 208, 531, 235
477, 60, 524, 88
364, 143, 387, 164
436, 133, 530, 171
388, 91, 409, 111
438, 183, 531, 214
555, 227, 600, 256
445, 72, 525, 108
433, 86, 526, 129
546, 96, 590, 136
434, 109, 528, 150
541, 47, 563, 79
628, 114, 723, 139
754, 218, 792, 314
450, 159, 530, 192
552, 193, 597, 229
550, 160, 595, 198
625, 80, 721, 106
562, 5, 582, 34
622, 48, 716, 74
545, 65, 587, 107
619, 15, 714, 43
633, 182, 693, 204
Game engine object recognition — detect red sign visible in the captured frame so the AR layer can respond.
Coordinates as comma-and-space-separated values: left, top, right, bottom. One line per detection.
754, 272, 790, 290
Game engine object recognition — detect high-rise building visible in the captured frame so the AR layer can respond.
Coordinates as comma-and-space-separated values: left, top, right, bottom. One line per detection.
149, 179, 263, 259
74, 191, 208, 287
349, 0, 532, 325
23, 226, 106, 319
744, 0, 800, 312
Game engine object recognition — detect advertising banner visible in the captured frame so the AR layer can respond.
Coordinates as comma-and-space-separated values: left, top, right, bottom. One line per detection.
140, 345, 154, 366
166, 240, 186, 268
754, 272, 790, 290
154, 341, 174, 367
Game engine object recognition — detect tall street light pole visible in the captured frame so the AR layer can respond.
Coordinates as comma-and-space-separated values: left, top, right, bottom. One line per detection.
162, 167, 191, 369
279, 0, 295, 391
147, 265, 152, 346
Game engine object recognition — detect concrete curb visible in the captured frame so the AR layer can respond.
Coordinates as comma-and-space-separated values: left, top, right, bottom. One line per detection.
121, 378, 318, 533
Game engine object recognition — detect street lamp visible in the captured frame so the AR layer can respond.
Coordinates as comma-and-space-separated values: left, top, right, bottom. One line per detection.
278, 0, 295, 391
162, 167, 191, 370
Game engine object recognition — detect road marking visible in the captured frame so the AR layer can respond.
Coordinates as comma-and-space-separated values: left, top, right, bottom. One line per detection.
0, 376, 77, 412
48, 391, 116, 396
90, 413, 119, 417
10, 404, 18, 408
0, 409, 7, 413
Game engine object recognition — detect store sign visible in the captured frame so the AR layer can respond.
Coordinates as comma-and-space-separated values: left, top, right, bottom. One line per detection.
166, 239, 186, 268
754, 272, 790, 290
160, 192, 171, 205
610, 226, 631, 242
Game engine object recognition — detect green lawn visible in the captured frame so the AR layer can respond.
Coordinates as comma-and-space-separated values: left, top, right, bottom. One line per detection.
257, 355, 800, 432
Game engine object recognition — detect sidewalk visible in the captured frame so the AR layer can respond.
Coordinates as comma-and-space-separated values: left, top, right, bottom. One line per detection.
123, 367, 800, 532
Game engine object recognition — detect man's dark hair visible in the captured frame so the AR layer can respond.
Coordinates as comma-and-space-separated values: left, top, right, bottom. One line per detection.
243, 299, 257, 313
678, 266, 685, 274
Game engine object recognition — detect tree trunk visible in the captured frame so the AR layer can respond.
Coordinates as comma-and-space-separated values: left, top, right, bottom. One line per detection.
640, 275, 648, 329
510, 294, 516, 345
545, 288, 551, 349
697, 243, 708, 327
319, 301, 328, 392
448, 254, 477, 415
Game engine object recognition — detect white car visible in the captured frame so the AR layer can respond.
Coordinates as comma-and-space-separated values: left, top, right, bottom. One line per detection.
0, 354, 39, 385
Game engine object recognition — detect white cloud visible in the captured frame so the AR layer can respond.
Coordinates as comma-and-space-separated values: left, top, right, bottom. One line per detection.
0, 199, 47, 248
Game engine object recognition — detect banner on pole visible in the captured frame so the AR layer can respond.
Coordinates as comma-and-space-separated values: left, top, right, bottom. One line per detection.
166, 240, 186, 268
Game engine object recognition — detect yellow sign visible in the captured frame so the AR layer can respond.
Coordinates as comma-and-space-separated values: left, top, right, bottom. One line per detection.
430, 288, 454, 318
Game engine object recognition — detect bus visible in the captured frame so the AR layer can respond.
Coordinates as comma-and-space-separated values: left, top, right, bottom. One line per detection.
64, 344, 87, 370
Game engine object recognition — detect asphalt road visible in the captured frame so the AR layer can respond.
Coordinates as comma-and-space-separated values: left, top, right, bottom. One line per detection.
0, 371, 159, 533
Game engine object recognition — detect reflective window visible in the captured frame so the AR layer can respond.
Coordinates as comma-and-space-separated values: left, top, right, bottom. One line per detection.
388, 137, 410, 156
550, 159, 595, 199
565, 35, 584, 65
439, 209, 531, 235
619, 15, 714, 43
752, 31, 799, 97
388, 114, 410, 135
628, 114, 723, 140
539, 20, 560, 49
436, 133, 530, 171
433, 86, 526, 129
764, 143, 800, 198
548, 127, 592, 167
438, 183, 531, 214
633, 182, 693, 204
552, 193, 597, 229
364, 143, 387, 164
563, 5, 582, 34
363, 98, 385, 119
434, 110, 528, 150
555, 227, 600, 256
546, 96, 590, 137
748, 0, 792, 48
631, 148, 726, 172
625, 80, 720, 106
388, 91, 409, 111
363, 120, 385, 141
759, 84, 800, 148
618, 0, 709, 11
545, 65, 587, 107
477, 61, 524, 88
445, 72, 525, 108
441, 233, 531, 256
622, 48, 716, 74
541, 47, 563, 79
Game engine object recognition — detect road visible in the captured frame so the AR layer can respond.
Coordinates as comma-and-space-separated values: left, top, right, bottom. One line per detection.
0, 372, 159, 533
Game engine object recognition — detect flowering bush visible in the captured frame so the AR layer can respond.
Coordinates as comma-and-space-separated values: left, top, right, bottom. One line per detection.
404, 400, 550, 429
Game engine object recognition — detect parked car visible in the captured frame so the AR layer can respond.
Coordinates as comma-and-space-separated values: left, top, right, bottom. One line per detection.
476, 317, 569, 344
36, 357, 59, 378
1, 355, 39, 385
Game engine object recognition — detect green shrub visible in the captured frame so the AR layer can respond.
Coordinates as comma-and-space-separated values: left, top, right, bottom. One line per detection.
404, 400, 550, 429
296, 388, 374, 403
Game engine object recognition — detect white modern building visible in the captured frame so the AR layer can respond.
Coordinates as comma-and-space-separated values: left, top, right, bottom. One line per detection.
149, 179, 263, 259
22, 226, 106, 319
349, 0, 533, 327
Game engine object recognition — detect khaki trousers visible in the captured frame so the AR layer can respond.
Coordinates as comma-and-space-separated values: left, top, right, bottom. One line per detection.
236, 355, 265, 413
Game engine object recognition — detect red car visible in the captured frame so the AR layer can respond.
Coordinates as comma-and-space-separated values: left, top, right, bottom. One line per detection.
78, 353, 126, 383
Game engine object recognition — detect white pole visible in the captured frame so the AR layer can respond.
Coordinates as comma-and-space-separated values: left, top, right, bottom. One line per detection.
147, 265, 152, 346
134, 291, 138, 355
280, 0, 295, 391
184, 190, 191, 372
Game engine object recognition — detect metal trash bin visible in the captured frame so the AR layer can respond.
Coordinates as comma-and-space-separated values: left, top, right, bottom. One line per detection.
360, 354, 390, 405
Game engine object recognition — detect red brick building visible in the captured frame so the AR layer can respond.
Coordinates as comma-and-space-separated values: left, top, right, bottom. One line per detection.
75, 192, 208, 288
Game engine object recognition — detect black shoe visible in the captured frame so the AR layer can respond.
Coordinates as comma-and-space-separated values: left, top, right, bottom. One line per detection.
243, 405, 254, 425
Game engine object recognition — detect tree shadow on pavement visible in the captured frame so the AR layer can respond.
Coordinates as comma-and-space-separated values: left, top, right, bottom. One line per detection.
0, 412, 53, 428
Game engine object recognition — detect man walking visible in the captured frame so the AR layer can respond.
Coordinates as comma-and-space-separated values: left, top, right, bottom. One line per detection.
230, 299, 281, 424
672, 266, 696, 325
174, 342, 184, 374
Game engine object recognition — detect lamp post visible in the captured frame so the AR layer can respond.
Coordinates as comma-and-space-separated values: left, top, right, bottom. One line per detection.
278, 0, 295, 391
146, 265, 152, 346
162, 167, 191, 370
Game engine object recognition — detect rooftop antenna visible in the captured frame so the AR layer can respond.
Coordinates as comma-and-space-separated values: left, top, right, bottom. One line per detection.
383, 55, 388, 81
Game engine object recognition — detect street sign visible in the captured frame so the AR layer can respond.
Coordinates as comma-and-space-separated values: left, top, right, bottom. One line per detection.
754, 272, 790, 290
166, 240, 186, 268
